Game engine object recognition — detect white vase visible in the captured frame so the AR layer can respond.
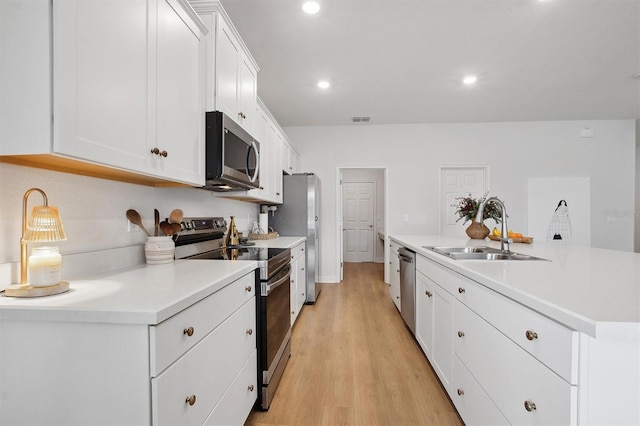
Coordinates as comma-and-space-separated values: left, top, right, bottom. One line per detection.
145, 236, 175, 265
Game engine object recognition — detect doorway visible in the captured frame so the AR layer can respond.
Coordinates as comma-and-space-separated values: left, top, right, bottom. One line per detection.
343, 180, 376, 262
336, 167, 388, 282
440, 166, 490, 236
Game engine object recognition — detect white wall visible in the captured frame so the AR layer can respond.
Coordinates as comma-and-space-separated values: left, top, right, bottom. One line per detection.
0, 163, 259, 285
633, 120, 640, 253
285, 120, 636, 283
341, 168, 385, 262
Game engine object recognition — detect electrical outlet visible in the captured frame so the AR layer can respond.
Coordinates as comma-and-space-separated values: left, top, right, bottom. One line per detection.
128, 220, 140, 233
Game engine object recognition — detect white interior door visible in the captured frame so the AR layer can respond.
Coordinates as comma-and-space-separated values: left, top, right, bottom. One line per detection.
343, 181, 375, 262
440, 167, 489, 236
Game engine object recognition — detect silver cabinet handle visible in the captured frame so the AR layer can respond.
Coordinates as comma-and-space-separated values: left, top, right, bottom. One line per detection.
458, 287, 465, 294
245, 285, 252, 292
248, 385, 254, 392
526, 330, 538, 340
457, 389, 464, 396
458, 331, 465, 338
246, 329, 253, 336
524, 400, 537, 412
425, 290, 432, 297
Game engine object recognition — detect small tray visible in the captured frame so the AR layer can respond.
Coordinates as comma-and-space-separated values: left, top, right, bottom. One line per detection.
3, 281, 70, 298
248, 232, 278, 240
488, 234, 533, 244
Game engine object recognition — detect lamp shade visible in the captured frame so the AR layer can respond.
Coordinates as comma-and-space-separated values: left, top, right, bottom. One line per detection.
24, 205, 67, 242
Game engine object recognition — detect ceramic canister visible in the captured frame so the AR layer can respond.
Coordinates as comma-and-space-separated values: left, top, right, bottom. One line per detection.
145, 236, 175, 265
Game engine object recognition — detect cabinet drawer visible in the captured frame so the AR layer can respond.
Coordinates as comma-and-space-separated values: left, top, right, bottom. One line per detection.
292, 242, 305, 261
204, 349, 258, 425
452, 354, 510, 426
416, 255, 458, 296
455, 273, 577, 383
151, 297, 256, 425
454, 301, 577, 425
150, 271, 256, 375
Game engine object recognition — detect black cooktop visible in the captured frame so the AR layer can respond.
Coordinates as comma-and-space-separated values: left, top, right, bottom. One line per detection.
186, 246, 288, 262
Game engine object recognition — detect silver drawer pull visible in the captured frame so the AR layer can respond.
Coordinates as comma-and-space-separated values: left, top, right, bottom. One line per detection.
457, 331, 465, 338
246, 328, 253, 336
458, 287, 465, 294
185, 395, 196, 406
457, 389, 464, 396
425, 290, 432, 297
245, 285, 252, 292
248, 385, 254, 392
183, 326, 194, 337
525, 330, 538, 340
524, 400, 537, 412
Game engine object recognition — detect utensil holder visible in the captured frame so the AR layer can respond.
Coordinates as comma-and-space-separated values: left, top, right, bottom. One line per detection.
145, 236, 175, 264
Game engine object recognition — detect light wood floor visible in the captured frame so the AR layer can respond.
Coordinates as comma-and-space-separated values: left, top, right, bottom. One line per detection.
245, 262, 463, 426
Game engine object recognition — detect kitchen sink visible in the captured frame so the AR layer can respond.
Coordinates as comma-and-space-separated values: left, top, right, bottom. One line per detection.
422, 246, 548, 261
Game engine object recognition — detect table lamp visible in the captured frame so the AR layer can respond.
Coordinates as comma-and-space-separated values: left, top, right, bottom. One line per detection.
4, 188, 69, 297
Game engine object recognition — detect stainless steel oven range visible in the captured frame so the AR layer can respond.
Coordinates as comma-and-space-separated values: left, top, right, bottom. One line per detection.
174, 217, 292, 411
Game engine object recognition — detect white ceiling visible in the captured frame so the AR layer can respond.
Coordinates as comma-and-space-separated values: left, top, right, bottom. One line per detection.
219, 0, 640, 127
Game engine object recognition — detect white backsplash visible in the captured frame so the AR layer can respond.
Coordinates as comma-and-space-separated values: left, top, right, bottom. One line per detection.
0, 162, 259, 287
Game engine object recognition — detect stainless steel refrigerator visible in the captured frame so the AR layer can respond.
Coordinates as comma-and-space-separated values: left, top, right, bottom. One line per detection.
269, 173, 320, 303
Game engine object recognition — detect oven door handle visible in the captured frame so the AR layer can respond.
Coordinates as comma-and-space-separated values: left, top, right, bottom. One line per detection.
265, 267, 291, 295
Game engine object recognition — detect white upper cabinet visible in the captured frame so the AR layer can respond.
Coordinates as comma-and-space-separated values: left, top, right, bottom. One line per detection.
282, 137, 299, 175
0, 0, 207, 186
192, 0, 259, 136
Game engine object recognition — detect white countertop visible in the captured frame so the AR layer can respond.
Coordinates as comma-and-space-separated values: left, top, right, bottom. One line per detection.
0, 260, 258, 325
248, 236, 306, 249
0, 237, 306, 325
391, 235, 640, 338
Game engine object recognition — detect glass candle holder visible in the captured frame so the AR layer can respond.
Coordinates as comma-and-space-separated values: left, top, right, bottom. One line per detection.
28, 246, 62, 287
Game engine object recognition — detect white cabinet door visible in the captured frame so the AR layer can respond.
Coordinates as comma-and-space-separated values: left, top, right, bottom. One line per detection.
415, 271, 434, 360
215, 16, 240, 121
271, 128, 284, 203
238, 56, 257, 135
155, 0, 205, 185
389, 241, 401, 310
53, 0, 153, 174
432, 281, 454, 396
290, 256, 299, 325
210, 12, 257, 136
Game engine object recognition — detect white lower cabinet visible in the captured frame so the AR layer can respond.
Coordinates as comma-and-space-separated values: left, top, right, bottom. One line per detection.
152, 297, 256, 425
452, 355, 510, 425
416, 254, 578, 425
388, 240, 401, 310
415, 271, 434, 360
454, 299, 576, 425
290, 242, 306, 324
0, 270, 258, 425
204, 350, 258, 425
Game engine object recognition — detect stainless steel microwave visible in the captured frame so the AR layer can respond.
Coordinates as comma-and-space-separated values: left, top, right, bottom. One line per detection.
203, 111, 260, 191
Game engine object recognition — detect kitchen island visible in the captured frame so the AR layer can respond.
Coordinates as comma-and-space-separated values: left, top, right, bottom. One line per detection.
390, 234, 640, 425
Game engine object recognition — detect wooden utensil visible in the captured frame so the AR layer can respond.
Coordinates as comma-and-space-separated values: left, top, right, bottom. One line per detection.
159, 221, 173, 236
170, 222, 182, 235
169, 209, 183, 224
126, 209, 151, 237
154, 209, 160, 237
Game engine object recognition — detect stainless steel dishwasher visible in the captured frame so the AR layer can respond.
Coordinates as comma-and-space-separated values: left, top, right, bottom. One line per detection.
398, 247, 416, 335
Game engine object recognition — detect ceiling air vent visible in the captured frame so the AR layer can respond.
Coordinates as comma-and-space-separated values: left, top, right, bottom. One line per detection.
352, 116, 371, 123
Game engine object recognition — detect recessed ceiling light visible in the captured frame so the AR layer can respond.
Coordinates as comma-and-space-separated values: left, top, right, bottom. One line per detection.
463, 75, 477, 85
302, 1, 320, 14
317, 80, 330, 89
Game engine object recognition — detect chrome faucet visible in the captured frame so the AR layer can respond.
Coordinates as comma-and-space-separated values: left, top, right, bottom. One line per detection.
475, 196, 511, 253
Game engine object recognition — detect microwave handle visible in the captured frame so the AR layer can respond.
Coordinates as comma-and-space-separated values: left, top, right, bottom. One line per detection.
246, 141, 259, 183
